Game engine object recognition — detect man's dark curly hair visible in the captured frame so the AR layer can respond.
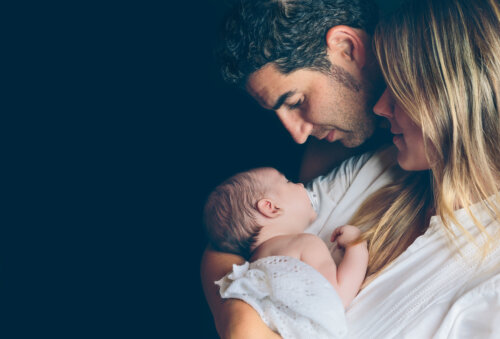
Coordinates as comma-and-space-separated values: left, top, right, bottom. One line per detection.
217, 0, 379, 87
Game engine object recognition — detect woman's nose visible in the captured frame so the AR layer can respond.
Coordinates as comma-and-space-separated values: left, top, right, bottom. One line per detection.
373, 88, 394, 119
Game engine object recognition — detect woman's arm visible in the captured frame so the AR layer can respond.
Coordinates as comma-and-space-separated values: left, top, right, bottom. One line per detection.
200, 247, 281, 338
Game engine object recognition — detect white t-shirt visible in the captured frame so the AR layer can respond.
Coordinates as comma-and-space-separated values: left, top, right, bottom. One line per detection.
306, 146, 500, 338
305, 146, 399, 251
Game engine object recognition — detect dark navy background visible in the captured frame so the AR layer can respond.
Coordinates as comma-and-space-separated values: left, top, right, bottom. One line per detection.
9, 1, 402, 337
183, 2, 305, 337
13, 1, 302, 338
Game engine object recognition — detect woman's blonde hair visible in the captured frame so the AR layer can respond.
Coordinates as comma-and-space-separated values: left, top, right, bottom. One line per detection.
352, 0, 500, 279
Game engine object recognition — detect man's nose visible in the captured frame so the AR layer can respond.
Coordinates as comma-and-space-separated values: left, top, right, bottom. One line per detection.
276, 110, 313, 144
373, 89, 394, 119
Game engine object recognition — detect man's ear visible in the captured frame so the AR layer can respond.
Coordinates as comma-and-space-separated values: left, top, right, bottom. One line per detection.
256, 198, 282, 218
325, 25, 367, 68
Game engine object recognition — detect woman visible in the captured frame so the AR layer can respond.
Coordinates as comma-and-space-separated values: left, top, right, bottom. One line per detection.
203, 0, 500, 337
345, 0, 500, 336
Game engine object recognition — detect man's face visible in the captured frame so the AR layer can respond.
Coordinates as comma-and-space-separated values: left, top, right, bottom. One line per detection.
246, 63, 377, 147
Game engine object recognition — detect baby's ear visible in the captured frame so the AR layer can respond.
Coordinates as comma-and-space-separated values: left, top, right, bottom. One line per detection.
256, 198, 282, 218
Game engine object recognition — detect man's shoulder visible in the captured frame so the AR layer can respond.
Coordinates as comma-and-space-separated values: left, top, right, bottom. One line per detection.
309, 143, 396, 187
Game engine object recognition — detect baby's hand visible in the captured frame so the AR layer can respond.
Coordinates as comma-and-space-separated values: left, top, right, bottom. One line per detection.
330, 225, 362, 248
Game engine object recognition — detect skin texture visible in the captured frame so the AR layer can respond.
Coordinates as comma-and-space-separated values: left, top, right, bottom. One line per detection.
373, 89, 430, 171
205, 167, 368, 336
200, 249, 280, 338
252, 226, 368, 308
245, 27, 380, 147
254, 168, 317, 242
202, 27, 384, 339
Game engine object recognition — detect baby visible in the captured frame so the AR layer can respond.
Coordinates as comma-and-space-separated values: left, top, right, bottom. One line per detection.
203, 167, 368, 338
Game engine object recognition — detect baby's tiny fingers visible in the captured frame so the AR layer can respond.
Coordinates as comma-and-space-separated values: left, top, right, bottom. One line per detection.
330, 228, 343, 242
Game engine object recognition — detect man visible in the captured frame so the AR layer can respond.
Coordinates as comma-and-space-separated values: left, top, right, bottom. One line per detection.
218, 0, 392, 182
202, 0, 393, 337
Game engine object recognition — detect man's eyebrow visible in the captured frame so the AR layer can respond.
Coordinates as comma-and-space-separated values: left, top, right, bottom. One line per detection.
272, 91, 296, 110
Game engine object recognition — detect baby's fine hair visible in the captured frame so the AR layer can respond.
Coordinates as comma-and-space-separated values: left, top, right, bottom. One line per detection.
203, 169, 267, 258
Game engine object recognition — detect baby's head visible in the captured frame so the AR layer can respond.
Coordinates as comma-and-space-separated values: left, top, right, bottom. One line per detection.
203, 167, 317, 258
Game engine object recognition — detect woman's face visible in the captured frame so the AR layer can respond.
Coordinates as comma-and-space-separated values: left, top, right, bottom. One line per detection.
374, 89, 430, 171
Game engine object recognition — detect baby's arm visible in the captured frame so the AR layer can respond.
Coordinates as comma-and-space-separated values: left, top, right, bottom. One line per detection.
330, 225, 368, 307
298, 234, 340, 292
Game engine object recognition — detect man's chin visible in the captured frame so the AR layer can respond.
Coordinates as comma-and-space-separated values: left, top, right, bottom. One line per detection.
339, 137, 363, 148
340, 127, 376, 148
